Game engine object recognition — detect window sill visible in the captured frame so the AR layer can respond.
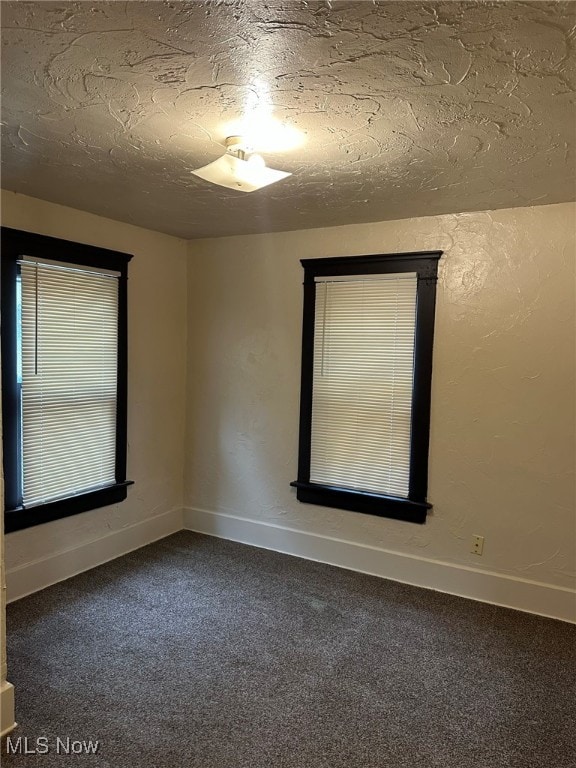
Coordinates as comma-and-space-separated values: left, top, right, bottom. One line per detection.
290, 481, 430, 524
4, 481, 133, 533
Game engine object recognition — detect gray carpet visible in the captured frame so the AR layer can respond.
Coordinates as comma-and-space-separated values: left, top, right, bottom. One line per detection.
2, 531, 575, 767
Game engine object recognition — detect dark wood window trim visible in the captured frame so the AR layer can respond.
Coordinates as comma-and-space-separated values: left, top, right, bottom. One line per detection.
1, 227, 133, 533
291, 251, 442, 525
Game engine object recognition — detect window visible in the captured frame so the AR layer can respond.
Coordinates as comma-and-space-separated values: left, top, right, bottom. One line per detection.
1, 227, 132, 533
291, 251, 441, 524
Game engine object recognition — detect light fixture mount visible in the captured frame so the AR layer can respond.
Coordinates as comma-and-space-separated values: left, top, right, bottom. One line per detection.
225, 136, 252, 155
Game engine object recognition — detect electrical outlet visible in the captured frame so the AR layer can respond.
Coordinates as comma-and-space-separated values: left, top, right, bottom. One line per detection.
471, 535, 484, 556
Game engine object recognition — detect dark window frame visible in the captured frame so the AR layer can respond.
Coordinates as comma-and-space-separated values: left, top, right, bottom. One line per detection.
291, 251, 441, 525
1, 226, 133, 533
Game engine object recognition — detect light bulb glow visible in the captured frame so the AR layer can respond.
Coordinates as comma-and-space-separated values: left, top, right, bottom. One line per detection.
223, 117, 304, 153
221, 79, 304, 153
246, 153, 266, 169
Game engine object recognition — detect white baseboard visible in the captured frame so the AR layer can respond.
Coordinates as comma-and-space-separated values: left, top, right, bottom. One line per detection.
183, 507, 576, 624
6, 504, 574, 623
6, 507, 183, 603
1, 681, 16, 738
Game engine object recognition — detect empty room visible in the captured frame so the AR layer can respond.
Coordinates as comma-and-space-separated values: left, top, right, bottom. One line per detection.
0, 1, 575, 766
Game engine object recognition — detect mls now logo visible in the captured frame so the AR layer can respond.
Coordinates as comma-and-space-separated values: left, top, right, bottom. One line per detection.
6, 736, 100, 755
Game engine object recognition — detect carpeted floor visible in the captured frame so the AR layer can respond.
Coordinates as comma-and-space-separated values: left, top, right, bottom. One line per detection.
2, 531, 575, 767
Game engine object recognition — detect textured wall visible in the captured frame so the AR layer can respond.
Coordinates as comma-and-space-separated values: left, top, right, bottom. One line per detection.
185, 202, 575, 590
0, 397, 15, 738
1, 191, 188, 572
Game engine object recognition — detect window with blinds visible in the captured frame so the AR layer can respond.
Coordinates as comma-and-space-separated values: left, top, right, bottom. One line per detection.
310, 273, 417, 498
292, 251, 441, 524
1, 226, 132, 533
19, 259, 119, 507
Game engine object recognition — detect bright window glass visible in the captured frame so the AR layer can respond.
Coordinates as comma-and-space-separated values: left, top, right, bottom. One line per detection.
19, 259, 119, 507
310, 273, 417, 498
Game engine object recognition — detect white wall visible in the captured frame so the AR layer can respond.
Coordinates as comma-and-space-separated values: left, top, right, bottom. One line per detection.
184, 202, 576, 621
1, 194, 574, 623
1, 191, 187, 599
3, 193, 571, 737
1, 395, 15, 736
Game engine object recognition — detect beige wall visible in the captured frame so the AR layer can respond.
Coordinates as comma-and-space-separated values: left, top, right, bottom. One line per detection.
185, 202, 576, 595
1, 191, 188, 574
1, 193, 572, 727
1, 398, 13, 736
0, 194, 574, 621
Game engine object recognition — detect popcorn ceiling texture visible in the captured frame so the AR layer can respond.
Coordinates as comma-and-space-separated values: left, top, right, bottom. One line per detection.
1, 1, 575, 239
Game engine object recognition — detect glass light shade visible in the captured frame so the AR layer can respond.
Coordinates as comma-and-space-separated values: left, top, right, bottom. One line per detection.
192, 153, 291, 192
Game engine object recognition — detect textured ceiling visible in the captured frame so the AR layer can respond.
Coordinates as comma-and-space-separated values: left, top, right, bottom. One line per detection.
1, 1, 575, 239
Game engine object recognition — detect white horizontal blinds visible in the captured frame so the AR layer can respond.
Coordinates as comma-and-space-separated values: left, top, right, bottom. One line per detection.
310, 272, 418, 498
19, 259, 119, 507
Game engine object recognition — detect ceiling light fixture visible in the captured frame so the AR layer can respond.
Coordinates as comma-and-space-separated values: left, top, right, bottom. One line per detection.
192, 136, 291, 193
